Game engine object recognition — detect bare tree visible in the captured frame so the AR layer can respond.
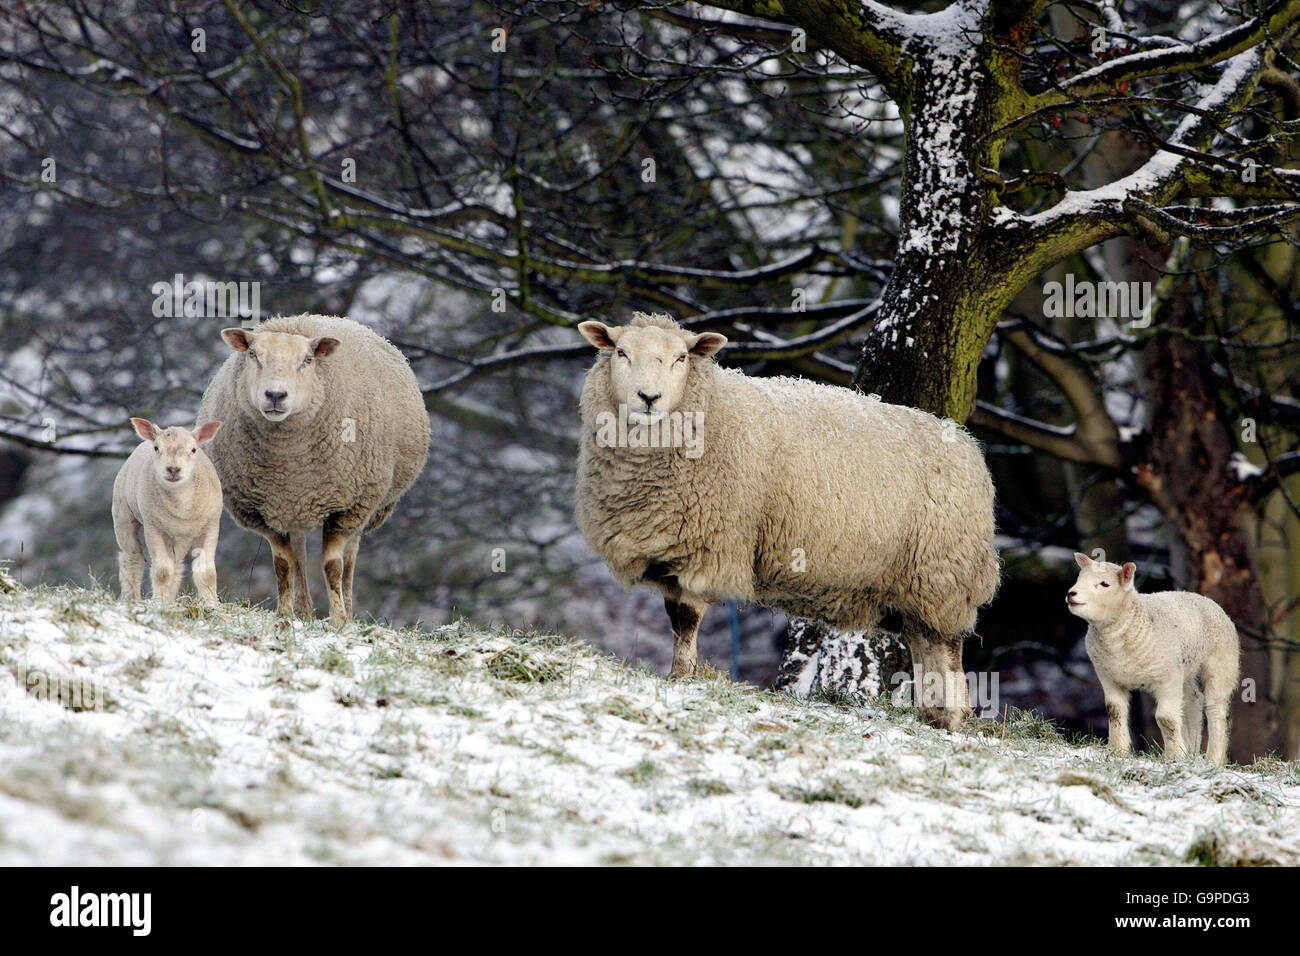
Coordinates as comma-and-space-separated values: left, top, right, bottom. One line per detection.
1, 1, 1298, 756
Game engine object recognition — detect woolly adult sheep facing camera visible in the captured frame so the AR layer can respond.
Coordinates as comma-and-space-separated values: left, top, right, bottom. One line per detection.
196, 314, 430, 626
575, 312, 1000, 731
1067, 553, 1240, 765
112, 417, 224, 605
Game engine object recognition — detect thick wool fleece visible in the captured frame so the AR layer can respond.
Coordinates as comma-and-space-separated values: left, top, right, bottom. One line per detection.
1084, 590, 1240, 697
576, 313, 1000, 637
196, 314, 430, 537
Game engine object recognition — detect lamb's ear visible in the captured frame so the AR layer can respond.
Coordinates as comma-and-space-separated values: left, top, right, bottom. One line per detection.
1073, 551, 1092, 569
577, 321, 620, 351
689, 331, 728, 358
221, 328, 253, 352
131, 418, 158, 441
193, 421, 222, 444
1119, 562, 1137, 590
310, 336, 340, 358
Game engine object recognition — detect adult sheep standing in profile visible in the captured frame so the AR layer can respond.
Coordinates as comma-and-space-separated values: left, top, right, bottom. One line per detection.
575, 312, 1000, 730
197, 314, 430, 625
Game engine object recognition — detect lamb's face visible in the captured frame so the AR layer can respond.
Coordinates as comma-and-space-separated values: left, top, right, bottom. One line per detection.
220, 328, 340, 422
577, 320, 726, 425
1067, 552, 1135, 623
131, 418, 221, 487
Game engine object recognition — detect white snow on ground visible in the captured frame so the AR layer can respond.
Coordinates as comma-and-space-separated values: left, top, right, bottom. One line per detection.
0, 585, 1297, 866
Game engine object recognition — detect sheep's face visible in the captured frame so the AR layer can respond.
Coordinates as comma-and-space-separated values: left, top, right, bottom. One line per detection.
1067, 552, 1136, 623
131, 418, 221, 486
578, 321, 726, 425
220, 328, 340, 422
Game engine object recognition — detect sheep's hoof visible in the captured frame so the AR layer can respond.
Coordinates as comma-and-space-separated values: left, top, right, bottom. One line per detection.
668, 665, 695, 679
919, 706, 969, 732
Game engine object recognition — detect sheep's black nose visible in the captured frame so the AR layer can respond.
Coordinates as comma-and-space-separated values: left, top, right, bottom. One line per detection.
638, 391, 660, 408
165, 466, 180, 478
264, 389, 288, 404
1067, 589, 1077, 598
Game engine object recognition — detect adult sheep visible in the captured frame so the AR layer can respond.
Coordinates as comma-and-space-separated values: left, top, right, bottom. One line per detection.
575, 312, 999, 729
197, 314, 430, 625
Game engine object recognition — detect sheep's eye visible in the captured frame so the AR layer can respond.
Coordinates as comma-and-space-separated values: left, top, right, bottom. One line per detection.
301, 356, 313, 367
190, 447, 196, 454
153, 445, 158, 452
616, 349, 628, 359
1099, 581, 1110, 588
675, 354, 687, 363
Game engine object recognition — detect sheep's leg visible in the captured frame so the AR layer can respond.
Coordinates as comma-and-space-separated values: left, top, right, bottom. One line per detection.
321, 524, 351, 627
191, 521, 220, 606
1202, 660, 1235, 766
1097, 674, 1132, 754
118, 548, 145, 601
341, 535, 361, 619
1181, 678, 1204, 758
144, 526, 179, 602
114, 510, 146, 601
664, 593, 709, 678
905, 621, 969, 731
290, 531, 313, 618
264, 531, 297, 618
1153, 680, 1186, 759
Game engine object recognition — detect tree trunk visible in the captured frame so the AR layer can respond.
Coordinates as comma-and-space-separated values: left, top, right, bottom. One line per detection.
792, 9, 1030, 695
1135, 291, 1280, 762
850, 15, 1029, 420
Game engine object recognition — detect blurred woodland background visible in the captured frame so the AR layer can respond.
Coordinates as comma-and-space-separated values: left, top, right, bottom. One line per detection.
1, 1, 1298, 761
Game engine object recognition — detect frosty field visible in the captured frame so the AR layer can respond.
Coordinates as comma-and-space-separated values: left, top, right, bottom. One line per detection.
0, 584, 1296, 866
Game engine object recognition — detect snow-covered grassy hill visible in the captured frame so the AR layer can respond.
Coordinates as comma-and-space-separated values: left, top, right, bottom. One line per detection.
0, 582, 1296, 865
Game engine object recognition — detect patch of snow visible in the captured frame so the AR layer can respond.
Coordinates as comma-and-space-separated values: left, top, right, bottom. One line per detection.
1228, 452, 1264, 481
0, 587, 1294, 865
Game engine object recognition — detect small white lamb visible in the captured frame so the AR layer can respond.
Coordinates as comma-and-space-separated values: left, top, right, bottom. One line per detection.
112, 418, 224, 604
1067, 552, 1239, 764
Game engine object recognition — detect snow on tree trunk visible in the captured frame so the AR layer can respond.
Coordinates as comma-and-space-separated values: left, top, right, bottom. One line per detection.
851, 3, 1020, 420
774, 618, 911, 703
786, 5, 1016, 701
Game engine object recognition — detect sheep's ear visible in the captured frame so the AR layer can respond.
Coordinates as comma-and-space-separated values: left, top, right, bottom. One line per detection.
310, 336, 340, 358
1119, 562, 1137, 590
221, 328, 253, 352
131, 418, 158, 441
1073, 551, 1092, 569
689, 332, 727, 358
577, 321, 620, 350
193, 421, 222, 444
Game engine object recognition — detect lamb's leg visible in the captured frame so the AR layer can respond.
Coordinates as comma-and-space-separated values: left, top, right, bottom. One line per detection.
264, 530, 297, 618
1098, 674, 1132, 754
191, 522, 220, 606
1153, 679, 1186, 759
115, 513, 146, 601
905, 620, 969, 731
144, 526, 179, 602
664, 592, 709, 678
1202, 658, 1236, 766
341, 535, 361, 619
1182, 678, 1204, 758
290, 531, 313, 618
321, 524, 350, 627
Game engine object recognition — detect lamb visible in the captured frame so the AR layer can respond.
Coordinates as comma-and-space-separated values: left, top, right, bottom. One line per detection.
575, 312, 1000, 730
1067, 553, 1240, 764
196, 314, 430, 625
112, 418, 224, 604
